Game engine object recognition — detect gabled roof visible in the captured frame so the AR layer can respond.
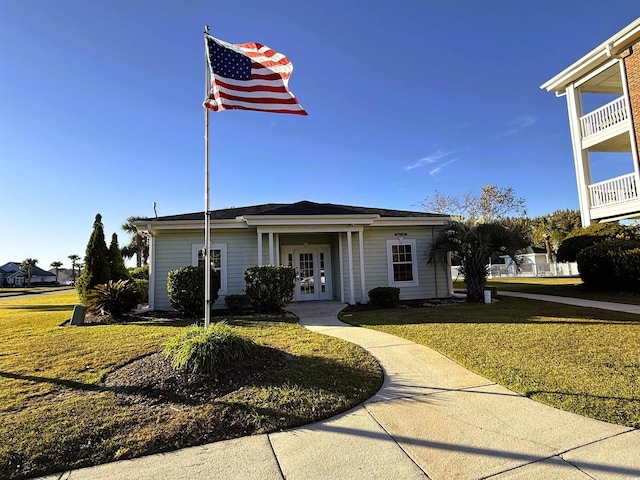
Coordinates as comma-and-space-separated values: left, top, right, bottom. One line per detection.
140, 201, 445, 222
541, 17, 640, 92
1, 262, 56, 277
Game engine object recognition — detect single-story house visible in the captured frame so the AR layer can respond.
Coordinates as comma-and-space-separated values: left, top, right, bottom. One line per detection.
134, 201, 454, 310
0, 262, 57, 286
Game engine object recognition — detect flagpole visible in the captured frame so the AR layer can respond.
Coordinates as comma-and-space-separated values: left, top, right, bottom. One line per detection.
203, 26, 211, 328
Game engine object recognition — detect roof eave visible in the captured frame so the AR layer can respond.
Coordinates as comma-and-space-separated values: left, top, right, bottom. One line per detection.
540, 17, 640, 92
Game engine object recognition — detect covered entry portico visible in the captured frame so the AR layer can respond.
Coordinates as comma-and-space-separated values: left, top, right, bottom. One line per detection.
252, 221, 372, 305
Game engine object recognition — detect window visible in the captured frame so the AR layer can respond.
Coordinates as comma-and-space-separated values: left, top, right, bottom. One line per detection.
386, 239, 418, 287
192, 243, 227, 294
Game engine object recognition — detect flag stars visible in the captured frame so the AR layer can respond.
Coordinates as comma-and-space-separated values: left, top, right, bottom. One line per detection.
208, 39, 251, 80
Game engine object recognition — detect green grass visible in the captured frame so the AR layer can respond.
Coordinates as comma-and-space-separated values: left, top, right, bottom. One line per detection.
0, 286, 74, 298
453, 277, 640, 305
340, 297, 640, 429
0, 293, 382, 479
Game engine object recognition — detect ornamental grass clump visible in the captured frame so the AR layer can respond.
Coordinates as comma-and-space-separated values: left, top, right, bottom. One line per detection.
163, 323, 258, 374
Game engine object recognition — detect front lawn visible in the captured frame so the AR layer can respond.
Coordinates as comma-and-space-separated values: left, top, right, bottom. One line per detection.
0, 293, 382, 479
341, 296, 640, 429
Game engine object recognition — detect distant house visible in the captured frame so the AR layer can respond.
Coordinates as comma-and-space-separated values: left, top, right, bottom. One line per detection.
0, 262, 57, 286
541, 18, 640, 226
134, 201, 453, 311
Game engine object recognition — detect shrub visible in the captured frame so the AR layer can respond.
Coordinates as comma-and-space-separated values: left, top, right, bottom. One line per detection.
167, 266, 220, 318
577, 239, 640, 290
556, 223, 638, 262
368, 287, 400, 308
77, 213, 111, 303
133, 278, 149, 304
128, 264, 149, 280
86, 279, 140, 319
244, 265, 296, 313
163, 322, 258, 373
225, 294, 250, 314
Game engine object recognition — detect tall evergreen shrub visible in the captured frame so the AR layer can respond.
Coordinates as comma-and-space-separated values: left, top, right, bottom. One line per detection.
108, 233, 130, 281
77, 214, 111, 303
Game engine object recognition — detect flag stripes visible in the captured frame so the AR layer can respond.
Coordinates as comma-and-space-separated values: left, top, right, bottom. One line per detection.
204, 34, 306, 115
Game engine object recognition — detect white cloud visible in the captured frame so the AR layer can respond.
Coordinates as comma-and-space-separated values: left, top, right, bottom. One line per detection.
429, 158, 457, 176
405, 149, 453, 171
496, 115, 537, 137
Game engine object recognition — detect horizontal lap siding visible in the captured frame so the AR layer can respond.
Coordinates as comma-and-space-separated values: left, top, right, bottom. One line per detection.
362, 226, 450, 300
153, 229, 257, 310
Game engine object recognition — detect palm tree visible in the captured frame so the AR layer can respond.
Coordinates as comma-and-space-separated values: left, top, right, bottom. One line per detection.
68, 254, 80, 283
50, 261, 63, 284
20, 258, 38, 287
122, 216, 149, 267
427, 220, 528, 303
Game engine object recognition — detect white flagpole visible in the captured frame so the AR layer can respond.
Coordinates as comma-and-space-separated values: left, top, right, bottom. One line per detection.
203, 26, 211, 328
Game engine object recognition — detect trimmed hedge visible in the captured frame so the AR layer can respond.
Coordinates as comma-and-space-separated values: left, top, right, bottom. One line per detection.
224, 294, 251, 314
244, 265, 296, 313
368, 287, 400, 308
557, 223, 638, 262
167, 266, 220, 318
576, 239, 640, 291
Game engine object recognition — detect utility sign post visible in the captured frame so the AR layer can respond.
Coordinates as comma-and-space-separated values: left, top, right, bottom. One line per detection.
202, 27, 306, 327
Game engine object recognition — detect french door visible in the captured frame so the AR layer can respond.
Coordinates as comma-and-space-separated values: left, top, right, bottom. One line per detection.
283, 245, 332, 301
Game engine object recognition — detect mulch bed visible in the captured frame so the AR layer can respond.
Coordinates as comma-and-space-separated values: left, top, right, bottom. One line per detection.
103, 347, 292, 407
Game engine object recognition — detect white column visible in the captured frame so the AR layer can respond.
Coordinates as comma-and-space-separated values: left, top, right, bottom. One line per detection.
347, 231, 355, 305
146, 227, 155, 310
257, 232, 263, 265
338, 232, 344, 303
620, 60, 640, 187
566, 84, 593, 226
358, 230, 366, 303
275, 234, 280, 265
268, 231, 274, 264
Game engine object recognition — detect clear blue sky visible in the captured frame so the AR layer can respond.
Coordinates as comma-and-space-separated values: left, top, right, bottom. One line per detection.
0, 1, 636, 270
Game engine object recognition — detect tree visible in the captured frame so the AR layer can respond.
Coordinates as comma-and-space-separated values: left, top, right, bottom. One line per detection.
427, 220, 528, 302
530, 210, 582, 263
121, 216, 149, 267
421, 185, 527, 221
76, 214, 111, 303
20, 258, 38, 286
108, 233, 130, 281
68, 254, 80, 282
50, 261, 63, 284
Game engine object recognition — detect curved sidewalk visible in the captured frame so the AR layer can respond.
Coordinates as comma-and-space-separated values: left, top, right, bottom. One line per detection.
47, 301, 640, 480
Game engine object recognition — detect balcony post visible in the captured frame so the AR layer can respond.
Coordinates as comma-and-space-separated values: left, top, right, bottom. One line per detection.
566, 84, 593, 226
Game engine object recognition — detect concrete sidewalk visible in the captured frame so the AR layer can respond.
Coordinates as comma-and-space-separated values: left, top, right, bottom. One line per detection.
45, 301, 640, 480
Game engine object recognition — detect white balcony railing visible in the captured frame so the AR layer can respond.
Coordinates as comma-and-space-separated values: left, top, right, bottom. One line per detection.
589, 173, 638, 208
579, 96, 628, 139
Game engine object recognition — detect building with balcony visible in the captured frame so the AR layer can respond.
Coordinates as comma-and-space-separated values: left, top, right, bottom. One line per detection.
541, 18, 640, 226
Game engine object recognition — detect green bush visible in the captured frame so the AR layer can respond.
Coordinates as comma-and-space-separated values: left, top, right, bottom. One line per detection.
224, 294, 250, 314
129, 264, 149, 280
167, 266, 220, 318
556, 223, 638, 262
244, 265, 296, 313
133, 278, 149, 303
368, 287, 400, 308
577, 239, 640, 290
86, 279, 140, 319
163, 322, 258, 373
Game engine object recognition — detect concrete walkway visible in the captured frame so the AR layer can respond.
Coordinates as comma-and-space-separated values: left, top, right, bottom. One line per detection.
45, 301, 640, 480
498, 290, 640, 315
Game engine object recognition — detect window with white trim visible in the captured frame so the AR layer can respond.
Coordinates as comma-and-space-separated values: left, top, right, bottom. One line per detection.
386, 239, 419, 287
192, 243, 227, 295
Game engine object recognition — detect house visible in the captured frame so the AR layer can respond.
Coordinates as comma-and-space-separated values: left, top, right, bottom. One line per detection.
541, 18, 640, 226
0, 262, 57, 286
134, 201, 453, 310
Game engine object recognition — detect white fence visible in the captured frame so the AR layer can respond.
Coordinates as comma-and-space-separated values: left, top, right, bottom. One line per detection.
451, 262, 579, 280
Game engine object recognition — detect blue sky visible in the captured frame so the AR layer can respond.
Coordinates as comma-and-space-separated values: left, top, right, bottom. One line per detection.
0, 1, 636, 270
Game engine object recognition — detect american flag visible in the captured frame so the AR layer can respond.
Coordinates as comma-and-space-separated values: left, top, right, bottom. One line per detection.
204, 35, 307, 115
